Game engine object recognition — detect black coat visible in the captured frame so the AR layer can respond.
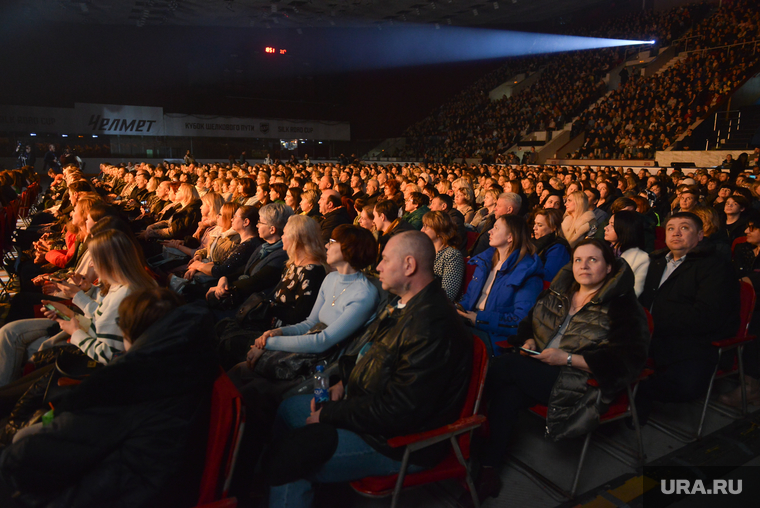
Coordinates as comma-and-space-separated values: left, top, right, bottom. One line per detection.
0, 306, 219, 508
166, 200, 202, 239
319, 207, 352, 244
320, 280, 472, 467
638, 243, 740, 366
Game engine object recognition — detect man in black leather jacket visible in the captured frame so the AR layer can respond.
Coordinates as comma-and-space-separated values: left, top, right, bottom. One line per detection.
269, 231, 472, 508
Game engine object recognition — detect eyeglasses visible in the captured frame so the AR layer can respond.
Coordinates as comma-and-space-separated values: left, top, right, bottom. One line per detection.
748, 224, 758, 232
327, 238, 337, 244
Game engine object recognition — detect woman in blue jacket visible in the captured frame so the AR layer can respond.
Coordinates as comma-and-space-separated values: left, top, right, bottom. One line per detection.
457, 215, 544, 356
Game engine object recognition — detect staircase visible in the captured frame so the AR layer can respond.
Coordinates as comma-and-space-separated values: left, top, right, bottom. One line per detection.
717, 105, 760, 150
655, 53, 687, 76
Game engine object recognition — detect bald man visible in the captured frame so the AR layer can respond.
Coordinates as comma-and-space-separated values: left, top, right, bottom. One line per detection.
318, 189, 351, 244
269, 231, 472, 507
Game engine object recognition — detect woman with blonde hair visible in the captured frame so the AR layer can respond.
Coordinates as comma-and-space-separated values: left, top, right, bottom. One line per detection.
140, 183, 202, 241
692, 205, 731, 261
561, 191, 597, 248
300, 190, 322, 221
216, 214, 329, 369
421, 211, 464, 301
161, 191, 225, 259
0, 229, 157, 387
454, 186, 476, 224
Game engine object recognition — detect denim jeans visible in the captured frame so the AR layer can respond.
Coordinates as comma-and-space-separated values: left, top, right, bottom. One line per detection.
0, 318, 52, 386
269, 394, 422, 508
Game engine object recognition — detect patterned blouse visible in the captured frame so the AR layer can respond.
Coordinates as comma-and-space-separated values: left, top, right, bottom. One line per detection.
435, 246, 465, 301
270, 263, 328, 326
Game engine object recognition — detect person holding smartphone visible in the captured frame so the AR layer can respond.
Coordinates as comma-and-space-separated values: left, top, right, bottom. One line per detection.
455, 215, 543, 356
469, 239, 649, 502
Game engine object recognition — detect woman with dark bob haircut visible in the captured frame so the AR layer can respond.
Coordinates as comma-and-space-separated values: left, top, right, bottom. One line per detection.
245, 224, 380, 366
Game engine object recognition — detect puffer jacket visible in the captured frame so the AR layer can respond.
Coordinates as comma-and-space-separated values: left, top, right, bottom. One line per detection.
459, 247, 544, 344
320, 280, 472, 467
0, 305, 219, 508
510, 259, 649, 441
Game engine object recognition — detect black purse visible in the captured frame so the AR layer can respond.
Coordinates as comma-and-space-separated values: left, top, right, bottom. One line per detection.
253, 323, 339, 381
235, 291, 272, 327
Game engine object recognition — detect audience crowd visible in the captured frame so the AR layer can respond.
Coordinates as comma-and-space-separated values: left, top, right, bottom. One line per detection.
401, 1, 760, 164
0, 152, 755, 507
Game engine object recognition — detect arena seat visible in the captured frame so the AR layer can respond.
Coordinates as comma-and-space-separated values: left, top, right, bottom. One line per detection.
350, 335, 489, 508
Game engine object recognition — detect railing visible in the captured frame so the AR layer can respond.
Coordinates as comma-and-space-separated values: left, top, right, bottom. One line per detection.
710, 110, 741, 150
679, 39, 759, 57
671, 34, 702, 53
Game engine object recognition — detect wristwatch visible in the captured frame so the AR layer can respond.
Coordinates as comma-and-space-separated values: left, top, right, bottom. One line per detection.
567, 353, 573, 367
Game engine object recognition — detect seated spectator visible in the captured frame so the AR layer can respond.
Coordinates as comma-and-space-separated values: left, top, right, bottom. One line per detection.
724, 195, 749, 244
205, 204, 291, 309
268, 231, 471, 508
41, 229, 159, 364
186, 202, 242, 279
603, 210, 650, 297
215, 214, 328, 369
692, 205, 732, 262
0, 288, 218, 508
285, 187, 302, 214
429, 193, 468, 253
530, 208, 571, 283
473, 239, 648, 501
243, 224, 378, 365
299, 190, 322, 221
561, 191, 597, 247
636, 212, 740, 424
454, 186, 476, 224
138, 183, 202, 241
421, 211, 465, 301
470, 192, 522, 257
471, 189, 500, 230
171, 205, 260, 296
159, 191, 225, 261
457, 215, 544, 355
541, 192, 564, 212
402, 192, 430, 230
374, 199, 415, 261
725, 209, 760, 406
318, 190, 352, 244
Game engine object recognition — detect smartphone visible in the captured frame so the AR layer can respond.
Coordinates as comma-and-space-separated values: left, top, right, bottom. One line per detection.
455, 303, 466, 312
44, 304, 71, 321
519, 346, 540, 355
140, 200, 148, 206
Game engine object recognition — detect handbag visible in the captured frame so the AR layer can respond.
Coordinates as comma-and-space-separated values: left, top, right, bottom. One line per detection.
253, 323, 341, 381
235, 291, 272, 327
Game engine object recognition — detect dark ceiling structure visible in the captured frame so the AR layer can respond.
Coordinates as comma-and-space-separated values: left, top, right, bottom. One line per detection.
22, 0, 610, 29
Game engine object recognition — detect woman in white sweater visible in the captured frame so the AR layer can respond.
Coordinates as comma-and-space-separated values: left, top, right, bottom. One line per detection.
43, 229, 158, 364
604, 210, 650, 297
561, 191, 597, 248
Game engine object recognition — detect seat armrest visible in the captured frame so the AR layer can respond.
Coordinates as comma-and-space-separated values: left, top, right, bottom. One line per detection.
387, 415, 486, 449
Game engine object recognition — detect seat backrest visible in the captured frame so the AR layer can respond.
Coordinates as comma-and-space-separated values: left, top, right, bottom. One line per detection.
644, 308, 654, 336
737, 280, 756, 340
654, 226, 666, 250
466, 231, 478, 251
197, 370, 246, 505
462, 258, 476, 294
456, 336, 489, 457
732, 236, 748, 254
460, 336, 489, 420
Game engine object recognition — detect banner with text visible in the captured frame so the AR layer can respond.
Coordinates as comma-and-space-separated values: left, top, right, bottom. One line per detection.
0, 105, 74, 133
163, 114, 350, 141
75, 103, 164, 136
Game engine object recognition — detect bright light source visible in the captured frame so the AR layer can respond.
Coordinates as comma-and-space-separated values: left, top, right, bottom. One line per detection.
93, 135, 98, 138
265, 46, 275, 53
62, 134, 68, 137
30, 133, 36, 136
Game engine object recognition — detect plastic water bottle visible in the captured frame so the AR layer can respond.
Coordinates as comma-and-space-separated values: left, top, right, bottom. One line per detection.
313, 365, 329, 410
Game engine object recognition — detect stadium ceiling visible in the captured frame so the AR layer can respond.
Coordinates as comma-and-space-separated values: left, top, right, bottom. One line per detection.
24, 0, 610, 29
